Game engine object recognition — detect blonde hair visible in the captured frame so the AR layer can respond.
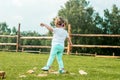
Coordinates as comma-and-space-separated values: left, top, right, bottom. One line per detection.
54, 16, 68, 27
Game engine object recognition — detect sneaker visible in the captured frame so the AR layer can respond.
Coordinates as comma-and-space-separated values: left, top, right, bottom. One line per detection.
59, 70, 66, 74
41, 66, 49, 71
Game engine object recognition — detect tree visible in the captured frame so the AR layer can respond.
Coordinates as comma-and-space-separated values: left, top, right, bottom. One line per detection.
103, 5, 120, 34
57, 0, 102, 53
0, 22, 11, 35
12, 27, 17, 35
101, 4, 120, 55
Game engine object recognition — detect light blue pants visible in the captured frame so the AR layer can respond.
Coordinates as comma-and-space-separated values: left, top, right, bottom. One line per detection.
46, 44, 64, 70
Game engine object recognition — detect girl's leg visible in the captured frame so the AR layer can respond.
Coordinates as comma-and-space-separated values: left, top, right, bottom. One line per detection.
56, 45, 64, 70
41, 45, 57, 71
46, 45, 57, 67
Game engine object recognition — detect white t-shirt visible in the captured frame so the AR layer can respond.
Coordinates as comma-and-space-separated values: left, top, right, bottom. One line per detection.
52, 28, 69, 46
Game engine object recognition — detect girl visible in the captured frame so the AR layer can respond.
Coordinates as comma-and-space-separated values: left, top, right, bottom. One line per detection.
40, 16, 72, 73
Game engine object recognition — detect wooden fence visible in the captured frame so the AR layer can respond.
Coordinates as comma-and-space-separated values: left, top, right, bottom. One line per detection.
0, 24, 120, 56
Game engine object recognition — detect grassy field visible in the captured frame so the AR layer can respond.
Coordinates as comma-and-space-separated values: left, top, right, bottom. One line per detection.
0, 52, 120, 80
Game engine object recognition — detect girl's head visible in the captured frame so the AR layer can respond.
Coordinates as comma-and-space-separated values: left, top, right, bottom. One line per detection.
54, 16, 67, 28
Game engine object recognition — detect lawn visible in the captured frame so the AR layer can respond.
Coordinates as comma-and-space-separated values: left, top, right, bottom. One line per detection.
0, 52, 120, 80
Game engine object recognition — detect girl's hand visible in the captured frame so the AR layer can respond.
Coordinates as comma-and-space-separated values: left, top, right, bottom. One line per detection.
39, 23, 53, 32
40, 23, 45, 27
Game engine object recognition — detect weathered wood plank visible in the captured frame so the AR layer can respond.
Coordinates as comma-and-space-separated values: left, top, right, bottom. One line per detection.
21, 45, 68, 49
0, 43, 16, 46
71, 34, 120, 37
0, 35, 17, 38
21, 36, 52, 39
72, 45, 120, 48
21, 45, 51, 48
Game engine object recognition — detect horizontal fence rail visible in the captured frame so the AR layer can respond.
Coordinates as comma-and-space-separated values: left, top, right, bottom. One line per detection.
72, 45, 120, 48
0, 43, 16, 46
0, 35, 17, 38
21, 45, 51, 48
71, 34, 120, 37
21, 45, 67, 49
0, 35, 17, 46
20, 36, 52, 39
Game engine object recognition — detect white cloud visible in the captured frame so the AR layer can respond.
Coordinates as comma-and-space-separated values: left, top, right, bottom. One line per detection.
12, 0, 23, 7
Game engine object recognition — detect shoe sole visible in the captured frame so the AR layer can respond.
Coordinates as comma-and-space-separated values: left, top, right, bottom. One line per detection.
41, 69, 49, 71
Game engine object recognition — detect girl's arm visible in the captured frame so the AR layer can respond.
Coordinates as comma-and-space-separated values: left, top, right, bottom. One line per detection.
40, 23, 53, 32
67, 37, 72, 46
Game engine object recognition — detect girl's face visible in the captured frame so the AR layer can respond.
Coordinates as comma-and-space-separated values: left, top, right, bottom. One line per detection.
54, 17, 64, 28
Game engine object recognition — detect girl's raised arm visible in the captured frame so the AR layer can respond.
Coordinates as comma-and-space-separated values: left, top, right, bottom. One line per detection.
40, 23, 53, 32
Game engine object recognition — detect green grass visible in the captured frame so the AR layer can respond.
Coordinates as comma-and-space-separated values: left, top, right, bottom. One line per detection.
0, 52, 120, 80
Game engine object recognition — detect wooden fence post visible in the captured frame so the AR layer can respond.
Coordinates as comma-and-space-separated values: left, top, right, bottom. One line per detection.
67, 24, 72, 55
16, 23, 20, 52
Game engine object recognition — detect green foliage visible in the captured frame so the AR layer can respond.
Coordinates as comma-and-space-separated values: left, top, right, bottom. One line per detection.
58, 0, 102, 34
103, 4, 120, 34
58, 0, 103, 53
12, 26, 17, 35
0, 22, 11, 35
0, 22, 16, 50
100, 4, 120, 55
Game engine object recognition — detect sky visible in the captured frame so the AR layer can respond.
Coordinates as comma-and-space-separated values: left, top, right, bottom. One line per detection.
0, 0, 120, 34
